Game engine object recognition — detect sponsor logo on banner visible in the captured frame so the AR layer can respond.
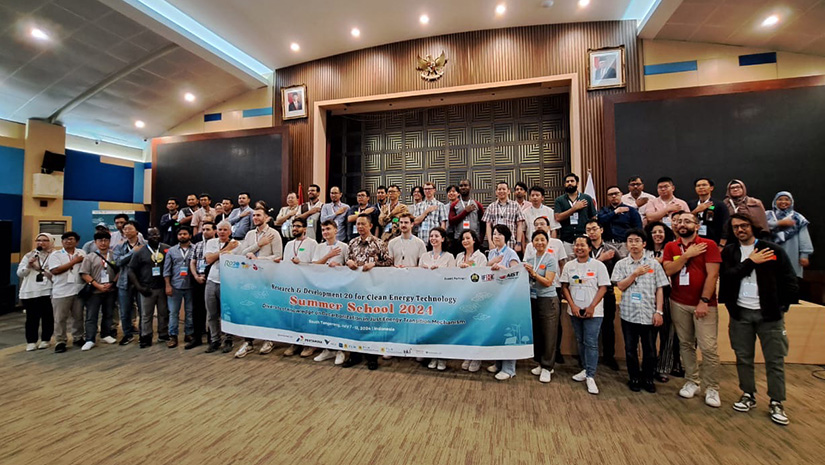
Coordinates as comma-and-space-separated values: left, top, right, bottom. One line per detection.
482, 274, 494, 281
470, 273, 480, 282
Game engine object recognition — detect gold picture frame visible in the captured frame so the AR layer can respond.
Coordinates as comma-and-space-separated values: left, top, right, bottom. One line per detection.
587, 45, 626, 91
281, 84, 307, 120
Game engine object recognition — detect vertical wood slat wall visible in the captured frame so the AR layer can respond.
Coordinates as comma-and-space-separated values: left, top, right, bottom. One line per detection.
274, 21, 641, 199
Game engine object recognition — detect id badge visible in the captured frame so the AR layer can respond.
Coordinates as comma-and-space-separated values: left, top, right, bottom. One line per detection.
353, 225, 358, 234
630, 292, 642, 303
663, 216, 672, 228
152, 266, 161, 277
742, 281, 758, 298
67, 271, 77, 284
463, 220, 470, 229
179, 266, 189, 277
573, 287, 588, 305
698, 224, 708, 236
530, 287, 537, 299
679, 268, 690, 286
308, 219, 315, 229
384, 223, 392, 233
197, 260, 207, 274
36, 273, 44, 283
570, 213, 579, 226
99, 272, 109, 284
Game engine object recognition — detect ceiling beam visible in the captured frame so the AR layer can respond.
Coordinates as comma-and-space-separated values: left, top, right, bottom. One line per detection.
48, 43, 179, 124
638, 0, 684, 39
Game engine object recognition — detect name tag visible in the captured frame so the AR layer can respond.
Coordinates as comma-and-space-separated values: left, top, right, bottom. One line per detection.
573, 287, 588, 305
179, 266, 188, 277
152, 266, 161, 277
698, 224, 708, 236
679, 268, 690, 286
530, 287, 537, 299
67, 271, 77, 284
384, 223, 392, 232
308, 219, 315, 228
586, 271, 595, 277
99, 272, 109, 284
742, 281, 758, 298
630, 292, 642, 303
197, 260, 207, 274
570, 213, 578, 226
353, 225, 358, 234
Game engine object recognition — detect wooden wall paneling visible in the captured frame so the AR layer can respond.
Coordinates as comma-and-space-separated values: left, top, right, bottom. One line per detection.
274, 21, 641, 203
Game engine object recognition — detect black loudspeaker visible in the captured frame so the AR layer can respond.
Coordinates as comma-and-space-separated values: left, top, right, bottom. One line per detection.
0, 221, 13, 314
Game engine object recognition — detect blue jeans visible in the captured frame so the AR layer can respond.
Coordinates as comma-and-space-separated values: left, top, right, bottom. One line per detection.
118, 286, 140, 338
570, 316, 603, 378
167, 288, 194, 336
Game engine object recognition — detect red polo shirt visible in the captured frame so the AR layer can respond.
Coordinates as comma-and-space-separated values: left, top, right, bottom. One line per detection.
662, 236, 722, 306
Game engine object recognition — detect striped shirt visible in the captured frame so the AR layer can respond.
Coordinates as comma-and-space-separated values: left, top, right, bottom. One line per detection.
610, 255, 669, 325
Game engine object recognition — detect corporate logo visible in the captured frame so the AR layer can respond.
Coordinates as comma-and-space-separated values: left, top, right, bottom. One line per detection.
324, 339, 331, 345
296, 335, 304, 343
470, 273, 480, 282
225, 259, 260, 271
482, 274, 494, 282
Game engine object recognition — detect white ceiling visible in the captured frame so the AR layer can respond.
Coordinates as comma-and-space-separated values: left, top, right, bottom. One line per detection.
163, 0, 640, 70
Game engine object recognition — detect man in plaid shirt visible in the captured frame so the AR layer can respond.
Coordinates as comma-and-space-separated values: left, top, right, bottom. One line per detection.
482, 181, 525, 252
611, 228, 669, 393
413, 182, 447, 241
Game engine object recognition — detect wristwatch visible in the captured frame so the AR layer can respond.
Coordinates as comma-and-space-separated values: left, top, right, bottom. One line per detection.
700, 297, 710, 303
655, 310, 663, 315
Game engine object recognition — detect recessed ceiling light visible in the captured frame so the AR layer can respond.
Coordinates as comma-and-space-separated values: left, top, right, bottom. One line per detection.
30, 27, 49, 41
351, 28, 360, 37
134, 120, 145, 129
184, 92, 196, 102
495, 4, 506, 15
578, 0, 590, 7
762, 14, 779, 27
290, 42, 300, 51
419, 14, 429, 24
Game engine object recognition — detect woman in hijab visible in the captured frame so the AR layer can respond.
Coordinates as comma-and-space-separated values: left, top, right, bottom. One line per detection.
767, 191, 813, 278
724, 179, 768, 232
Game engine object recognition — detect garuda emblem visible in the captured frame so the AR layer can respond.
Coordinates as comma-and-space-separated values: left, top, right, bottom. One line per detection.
416, 51, 447, 81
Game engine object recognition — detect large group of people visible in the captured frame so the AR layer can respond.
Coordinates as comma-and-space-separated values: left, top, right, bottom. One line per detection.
17, 174, 812, 427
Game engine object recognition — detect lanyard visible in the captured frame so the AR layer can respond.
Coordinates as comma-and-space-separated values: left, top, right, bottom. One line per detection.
146, 244, 162, 264
36, 252, 49, 270
727, 199, 740, 214
567, 194, 580, 209
293, 237, 306, 256
533, 252, 546, 270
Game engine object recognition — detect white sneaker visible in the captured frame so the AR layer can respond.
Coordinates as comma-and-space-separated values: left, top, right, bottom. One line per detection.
468, 360, 482, 372
428, 359, 437, 369
26, 343, 37, 352
437, 360, 447, 371
705, 389, 721, 408
461, 360, 471, 370
102, 336, 117, 344
234, 342, 252, 358
487, 364, 499, 373
679, 381, 700, 399
572, 369, 587, 382
586, 377, 599, 395
494, 371, 512, 381
382, 355, 392, 360
314, 349, 335, 362
300, 346, 315, 357
81, 341, 95, 351
334, 351, 346, 365
531, 366, 543, 376
37, 341, 50, 349
539, 369, 553, 383
259, 341, 275, 354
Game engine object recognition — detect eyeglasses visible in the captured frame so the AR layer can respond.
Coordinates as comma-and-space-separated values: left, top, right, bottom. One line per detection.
732, 224, 751, 230
607, 192, 621, 196
423, 187, 434, 190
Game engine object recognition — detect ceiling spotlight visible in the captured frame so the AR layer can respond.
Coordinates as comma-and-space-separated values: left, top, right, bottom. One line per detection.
420, 14, 430, 24
578, 0, 590, 7
30, 27, 49, 41
495, 4, 506, 15
184, 92, 196, 102
351, 28, 360, 37
134, 120, 145, 129
762, 14, 779, 27
290, 42, 300, 51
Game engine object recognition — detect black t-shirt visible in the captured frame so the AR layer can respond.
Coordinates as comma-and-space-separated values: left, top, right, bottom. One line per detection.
129, 242, 170, 289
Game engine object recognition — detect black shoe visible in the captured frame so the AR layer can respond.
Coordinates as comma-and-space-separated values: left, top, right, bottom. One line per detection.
670, 368, 685, 378
119, 335, 134, 346
54, 342, 67, 353
184, 335, 193, 343
628, 379, 641, 392
205, 342, 221, 353
643, 380, 657, 393
555, 353, 565, 364
139, 336, 152, 348
602, 358, 620, 371
367, 360, 379, 370
221, 340, 233, 353
157, 335, 170, 343
341, 358, 361, 368
72, 339, 85, 349
654, 373, 669, 383
185, 339, 202, 350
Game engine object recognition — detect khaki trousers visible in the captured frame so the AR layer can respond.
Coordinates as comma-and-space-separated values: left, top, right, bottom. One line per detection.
670, 299, 720, 391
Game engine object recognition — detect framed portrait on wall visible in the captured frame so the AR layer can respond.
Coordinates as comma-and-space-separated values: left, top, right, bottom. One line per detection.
281, 84, 307, 120
587, 46, 626, 91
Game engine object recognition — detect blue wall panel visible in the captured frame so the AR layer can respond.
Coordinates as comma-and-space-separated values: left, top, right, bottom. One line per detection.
0, 194, 22, 253
739, 52, 777, 66
63, 149, 134, 203
0, 146, 24, 195
62, 199, 99, 245
133, 162, 145, 204
644, 60, 699, 75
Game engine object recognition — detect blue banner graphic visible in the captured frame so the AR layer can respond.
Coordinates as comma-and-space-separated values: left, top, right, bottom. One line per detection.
219, 259, 534, 359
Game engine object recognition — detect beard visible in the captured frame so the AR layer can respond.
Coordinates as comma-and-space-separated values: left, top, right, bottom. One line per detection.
564, 185, 577, 194
677, 229, 695, 238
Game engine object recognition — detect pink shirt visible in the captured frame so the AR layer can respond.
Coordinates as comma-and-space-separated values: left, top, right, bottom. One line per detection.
644, 196, 690, 227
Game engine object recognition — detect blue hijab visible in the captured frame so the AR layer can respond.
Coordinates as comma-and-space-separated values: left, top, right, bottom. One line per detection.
771, 191, 808, 244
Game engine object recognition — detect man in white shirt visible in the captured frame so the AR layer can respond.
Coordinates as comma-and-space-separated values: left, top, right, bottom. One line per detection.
203, 221, 241, 354
622, 176, 656, 213
320, 186, 350, 242
313, 220, 349, 267
523, 186, 560, 240
48, 231, 86, 353
388, 213, 427, 268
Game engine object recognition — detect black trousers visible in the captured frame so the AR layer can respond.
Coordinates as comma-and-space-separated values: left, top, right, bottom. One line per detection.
601, 288, 617, 360
23, 296, 53, 343
621, 320, 658, 382
192, 280, 207, 339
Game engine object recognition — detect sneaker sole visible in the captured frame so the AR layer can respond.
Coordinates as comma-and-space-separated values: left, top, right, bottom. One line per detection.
732, 404, 753, 412
770, 416, 789, 426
